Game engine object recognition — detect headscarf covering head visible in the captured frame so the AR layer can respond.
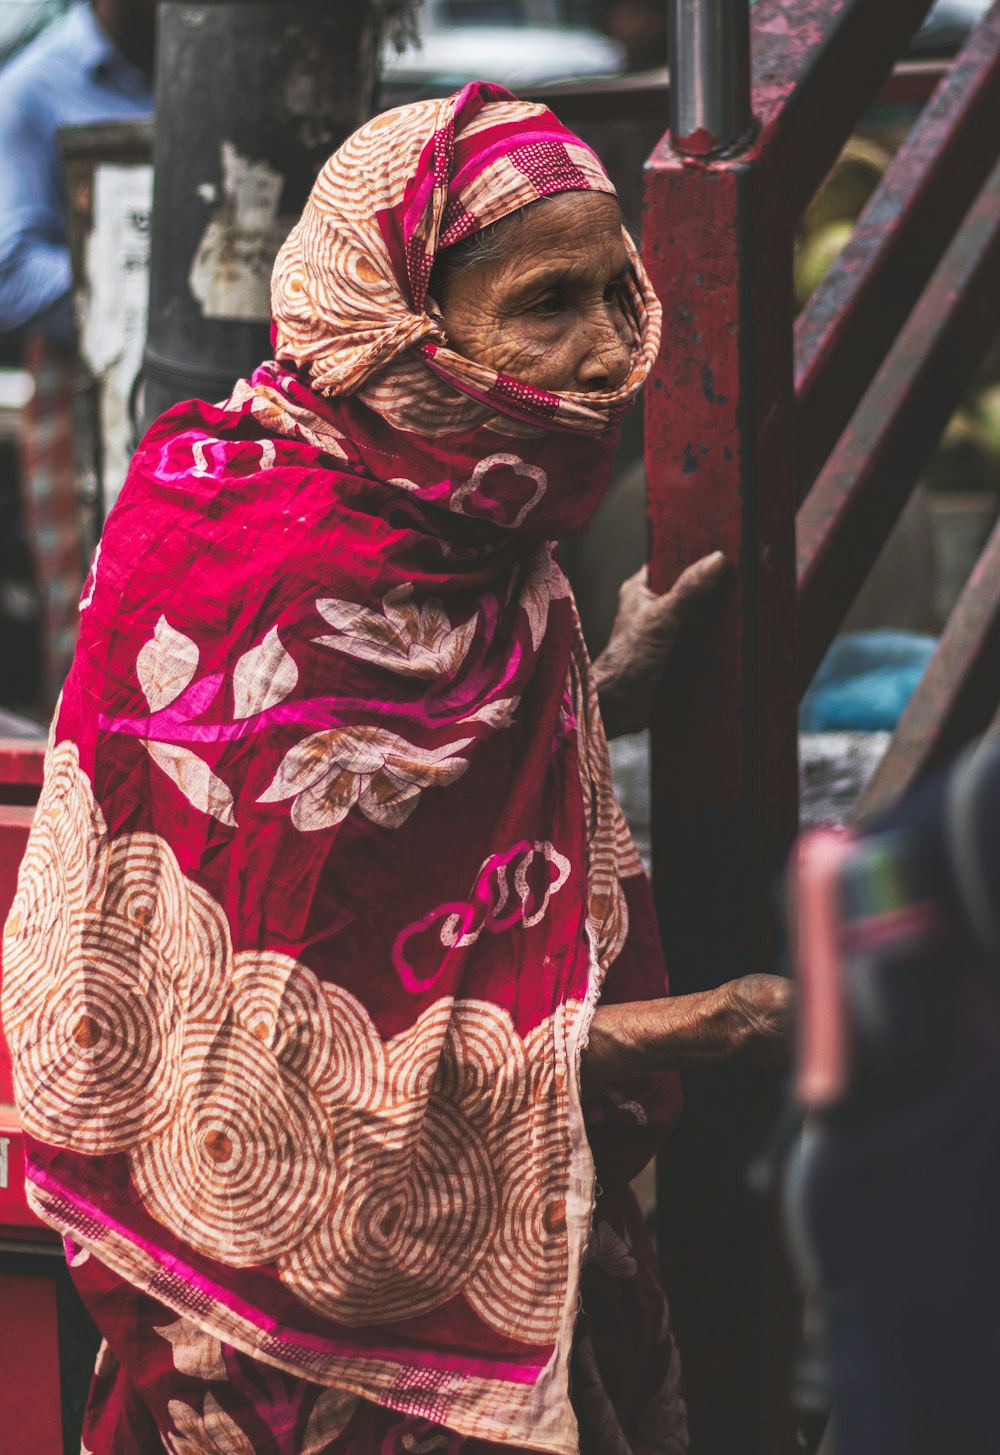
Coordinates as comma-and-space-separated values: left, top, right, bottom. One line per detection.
271, 82, 661, 435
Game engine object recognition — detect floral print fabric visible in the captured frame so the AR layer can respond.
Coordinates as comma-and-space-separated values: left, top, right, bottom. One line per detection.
2, 84, 677, 1455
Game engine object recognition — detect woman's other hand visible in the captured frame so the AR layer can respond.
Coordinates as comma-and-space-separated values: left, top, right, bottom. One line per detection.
712, 973, 796, 1067
582, 973, 795, 1088
592, 553, 730, 738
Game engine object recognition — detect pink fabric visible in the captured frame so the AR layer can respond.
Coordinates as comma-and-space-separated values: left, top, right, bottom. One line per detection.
3, 85, 678, 1454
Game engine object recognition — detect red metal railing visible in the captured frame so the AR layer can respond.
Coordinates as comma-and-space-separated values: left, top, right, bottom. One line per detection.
643, 1, 1000, 1450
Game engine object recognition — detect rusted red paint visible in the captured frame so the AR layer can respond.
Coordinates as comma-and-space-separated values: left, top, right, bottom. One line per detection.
795, 7, 1000, 495
797, 153, 1000, 691
645, 125, 800, 1455
644, 2, 982, 1450
673, 124, 725, 157
857, 517, 1000, 817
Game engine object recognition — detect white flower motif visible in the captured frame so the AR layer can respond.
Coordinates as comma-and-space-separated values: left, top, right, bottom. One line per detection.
258, 725, 474, 832
315, 584, 477, 680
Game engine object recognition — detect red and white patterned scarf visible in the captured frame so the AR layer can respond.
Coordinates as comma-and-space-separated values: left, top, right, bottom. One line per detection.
3, 84, 668, 1454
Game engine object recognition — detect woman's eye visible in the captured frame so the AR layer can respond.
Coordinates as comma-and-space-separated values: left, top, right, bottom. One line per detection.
604, 280, 625, 305
530, 294, 563, 315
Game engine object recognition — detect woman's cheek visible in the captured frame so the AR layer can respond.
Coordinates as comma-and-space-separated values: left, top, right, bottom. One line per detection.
496, 323, 576, 391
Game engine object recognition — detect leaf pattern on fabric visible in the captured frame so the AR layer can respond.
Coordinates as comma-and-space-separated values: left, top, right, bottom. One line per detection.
521, 547, 572, 652
258, 725, 474, 832
144, 741, 237, 827
156, 1317, 228, 1382
166, 1393, 254, 1455
301, 1386, 361, 1454
137, 617, 200, 713
462, 696, 519, 730
315, 584, 478, 680
232, 627, 299, 720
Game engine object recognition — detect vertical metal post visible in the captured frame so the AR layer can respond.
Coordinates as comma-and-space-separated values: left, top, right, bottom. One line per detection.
143, 1, 384, 426
646, 4, 800, 1452
667, 0, 753, 155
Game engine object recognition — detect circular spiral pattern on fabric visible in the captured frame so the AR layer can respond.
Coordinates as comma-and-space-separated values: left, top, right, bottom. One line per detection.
44, 741, 108, 905
181, 879, 233, 1021
280, 1095, 497, 1326
435, 1000, 529, 1125
103, 833, 188, 964
130, 1021, 337, 1266
1, 819, 75, 1039
383, 998, 455, 1124
464, 1098, 570, 1344
14, 916, 179, 1153
464, 1013, 572, 1343
231, 949, 330, 1072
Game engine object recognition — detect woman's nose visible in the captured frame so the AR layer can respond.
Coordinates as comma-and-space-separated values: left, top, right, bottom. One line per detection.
576, 307, 630, 393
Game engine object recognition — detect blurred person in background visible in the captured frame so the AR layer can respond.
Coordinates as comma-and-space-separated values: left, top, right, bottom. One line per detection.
789, 737, 1000, 1454
0, 0, 154, 710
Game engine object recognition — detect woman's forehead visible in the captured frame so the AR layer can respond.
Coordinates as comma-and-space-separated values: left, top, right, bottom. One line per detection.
501, 193, 626, 259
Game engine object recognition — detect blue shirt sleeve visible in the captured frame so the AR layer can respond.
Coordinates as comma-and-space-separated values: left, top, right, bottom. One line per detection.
0, 74, 74, 338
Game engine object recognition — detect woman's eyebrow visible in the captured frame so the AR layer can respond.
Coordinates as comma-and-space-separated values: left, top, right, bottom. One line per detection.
512, 258, 630, 295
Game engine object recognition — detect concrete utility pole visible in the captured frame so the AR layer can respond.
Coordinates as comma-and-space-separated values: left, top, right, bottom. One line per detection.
144, 1, 411, 424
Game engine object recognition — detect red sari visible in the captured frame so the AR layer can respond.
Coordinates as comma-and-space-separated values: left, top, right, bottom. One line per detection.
3, 84, 685, 1454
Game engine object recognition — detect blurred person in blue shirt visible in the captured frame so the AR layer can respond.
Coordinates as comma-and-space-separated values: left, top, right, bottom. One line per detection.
0, 1, 154, 711
0, 0, 155, 343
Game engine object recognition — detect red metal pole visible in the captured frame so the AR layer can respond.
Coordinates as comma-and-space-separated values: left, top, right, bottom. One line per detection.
644, 2, 935, 1449
645, 114, 801, 1455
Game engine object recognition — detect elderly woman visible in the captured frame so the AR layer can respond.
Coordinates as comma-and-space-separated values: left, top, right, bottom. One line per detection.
2, 84, 791, 1455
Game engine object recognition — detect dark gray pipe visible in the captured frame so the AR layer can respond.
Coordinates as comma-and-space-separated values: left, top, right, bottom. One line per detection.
143, 1, 382, 427
667, 0, 753, 157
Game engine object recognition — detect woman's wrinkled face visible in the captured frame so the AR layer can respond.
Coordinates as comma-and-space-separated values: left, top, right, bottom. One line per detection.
434, 192, 632, 395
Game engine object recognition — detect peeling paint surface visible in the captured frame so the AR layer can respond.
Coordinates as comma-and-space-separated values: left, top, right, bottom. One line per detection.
189, 142, 294, 323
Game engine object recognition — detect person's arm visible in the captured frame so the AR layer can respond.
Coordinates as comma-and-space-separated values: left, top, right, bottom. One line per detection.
581, 973, 795, 1089
0, 81, 75, 342
592, 553, 729, 739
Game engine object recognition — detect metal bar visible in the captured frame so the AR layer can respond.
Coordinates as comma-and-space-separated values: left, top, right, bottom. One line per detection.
521, 58, 947, 126
797, 154, 1000, 693
645, 128, 801, 1455
795, 3, 1000, 497
666, 0, 752, 156
856, 517, 1000, 818
752, 0, 935, 217
144, 2, 382, 424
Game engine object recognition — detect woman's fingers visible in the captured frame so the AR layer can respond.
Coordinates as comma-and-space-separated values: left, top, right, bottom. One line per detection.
718, 973, 797, 1067
646, 551, 731, 631
594, 551, 731, 737
667, 549, 730, 606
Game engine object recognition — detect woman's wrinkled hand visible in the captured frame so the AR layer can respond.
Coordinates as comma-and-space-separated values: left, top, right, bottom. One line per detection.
713, 973, 796, 1067
581, 974, 797, 1088
591, 553, 731, 739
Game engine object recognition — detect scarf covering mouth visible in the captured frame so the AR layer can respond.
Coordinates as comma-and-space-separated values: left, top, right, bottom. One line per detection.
2, 84, 675, 1455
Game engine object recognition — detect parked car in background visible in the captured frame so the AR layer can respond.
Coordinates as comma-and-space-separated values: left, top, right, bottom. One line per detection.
381, 0, 625, 102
